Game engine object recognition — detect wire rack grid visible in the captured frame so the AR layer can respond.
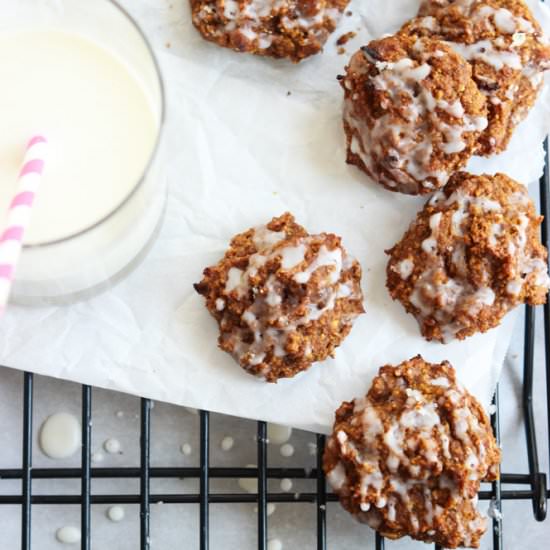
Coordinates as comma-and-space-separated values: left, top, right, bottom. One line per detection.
0, 142, 549, 549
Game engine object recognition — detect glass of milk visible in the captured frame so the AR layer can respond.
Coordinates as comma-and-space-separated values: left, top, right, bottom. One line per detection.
0, 0, 165, 304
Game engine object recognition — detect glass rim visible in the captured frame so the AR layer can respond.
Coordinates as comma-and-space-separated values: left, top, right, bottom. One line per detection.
21, 0, 166, 250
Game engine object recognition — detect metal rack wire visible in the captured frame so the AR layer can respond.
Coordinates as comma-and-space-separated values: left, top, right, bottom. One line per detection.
0, 142, 549, 549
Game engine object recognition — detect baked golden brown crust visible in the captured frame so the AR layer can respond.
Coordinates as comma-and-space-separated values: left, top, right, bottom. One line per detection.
341, 34, 488, 195
194, 213, 364, 381
323, 356, 501, 548
190, 0, 350, 62
400, 0, 550, 155
386, 172, 550, 342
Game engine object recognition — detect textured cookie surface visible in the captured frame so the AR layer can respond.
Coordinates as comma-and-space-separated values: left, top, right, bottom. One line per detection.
323, 356, 501, 548
190, 0, 350, 62
400, 0, 550, 155
386, 172, 550, 342
194, 213, 364, 381
341, 34, 488, 195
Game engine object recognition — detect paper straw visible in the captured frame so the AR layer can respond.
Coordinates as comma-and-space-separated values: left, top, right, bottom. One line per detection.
0, 135, 48, 314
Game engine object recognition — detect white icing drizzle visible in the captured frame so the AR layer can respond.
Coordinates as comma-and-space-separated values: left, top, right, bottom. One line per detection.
494, 8, 520, 34
473, 5, 535, 36
252, 226, 285, 249
294, 246, 342, 284
421, 212, 442, 254
512, 31, 527, 47
280, 244, 306, 270
449, 39, 522, 70
420, 15, 437, 30
327, 461, 347, 490
225, 267, 245, 294
392, 258, 414, 279
431, 376, 450, 387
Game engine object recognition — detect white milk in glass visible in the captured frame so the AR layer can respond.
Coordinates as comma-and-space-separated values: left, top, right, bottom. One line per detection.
0, 1, 164, 303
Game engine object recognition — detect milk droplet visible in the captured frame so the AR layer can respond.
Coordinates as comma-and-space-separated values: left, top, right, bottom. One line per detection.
39, 413, 81, 459
55, 526, 81, 544
221, 436, 234, 451
267, 423, 292, 445
253, 502, 276, 515
238, 464, 258, 493
280, 443, 294, 457
91, 451, 104, 463
181, 443, 192, 456
107, 506, 125, 522
267, 538, 283, 550
280, 478, 293, 492
115, 411, 124, 419
103, 438, 121, 454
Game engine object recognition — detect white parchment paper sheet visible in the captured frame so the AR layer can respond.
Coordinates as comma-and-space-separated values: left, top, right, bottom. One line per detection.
0, 0, 549, 433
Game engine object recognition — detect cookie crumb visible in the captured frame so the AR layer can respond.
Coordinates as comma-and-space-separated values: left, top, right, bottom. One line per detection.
336, 31, 356, 46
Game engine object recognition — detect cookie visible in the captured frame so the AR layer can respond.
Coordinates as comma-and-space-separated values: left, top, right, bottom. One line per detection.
341, 34, 488, 195
324, 356, 501, 548
194, 213, 364, 381
386, 172, 550, 342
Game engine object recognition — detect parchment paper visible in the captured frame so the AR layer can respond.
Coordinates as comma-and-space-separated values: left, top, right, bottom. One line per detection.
0, 0, 549, 433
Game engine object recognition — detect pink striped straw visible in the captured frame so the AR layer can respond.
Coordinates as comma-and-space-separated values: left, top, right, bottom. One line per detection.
0, 135, 48, 314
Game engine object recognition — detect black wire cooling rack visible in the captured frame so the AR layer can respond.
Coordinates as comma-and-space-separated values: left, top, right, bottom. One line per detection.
0, 142, 549, 550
